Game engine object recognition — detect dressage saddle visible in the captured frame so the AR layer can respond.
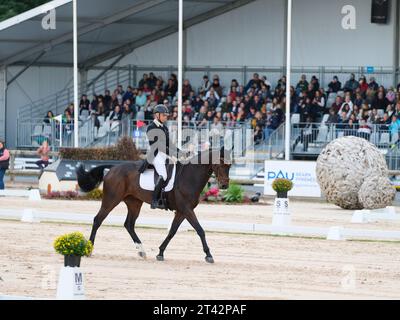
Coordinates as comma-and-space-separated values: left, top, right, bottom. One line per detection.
138, 159, 175, 210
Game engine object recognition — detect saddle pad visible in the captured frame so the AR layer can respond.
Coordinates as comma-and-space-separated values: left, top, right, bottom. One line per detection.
139, 165, 176, 192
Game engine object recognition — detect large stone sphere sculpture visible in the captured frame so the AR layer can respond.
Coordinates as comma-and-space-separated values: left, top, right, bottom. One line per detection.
358, 175, 396, 210
316, 136, 390, 210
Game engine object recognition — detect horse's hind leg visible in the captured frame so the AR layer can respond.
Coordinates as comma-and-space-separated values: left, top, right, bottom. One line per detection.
89, 189, 122, 245
156, 212, 185, 261
123, 196, 145, 259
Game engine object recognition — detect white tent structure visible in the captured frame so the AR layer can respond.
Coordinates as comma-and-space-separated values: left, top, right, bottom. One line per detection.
1, 0, 399, 157
0, 0, 260, 148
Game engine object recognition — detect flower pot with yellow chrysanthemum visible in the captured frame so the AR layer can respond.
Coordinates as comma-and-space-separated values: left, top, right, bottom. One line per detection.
54, 232, 93, 267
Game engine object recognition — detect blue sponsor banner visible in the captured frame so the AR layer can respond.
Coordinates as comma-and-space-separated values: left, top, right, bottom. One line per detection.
366, 66, 375, 74
264, 161, 321, 197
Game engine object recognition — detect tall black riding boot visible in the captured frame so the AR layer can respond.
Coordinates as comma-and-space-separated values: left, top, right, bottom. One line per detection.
151, 176, 166, 209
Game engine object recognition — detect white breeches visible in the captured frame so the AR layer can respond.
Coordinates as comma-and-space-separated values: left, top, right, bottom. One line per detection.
153, 152, 168, 180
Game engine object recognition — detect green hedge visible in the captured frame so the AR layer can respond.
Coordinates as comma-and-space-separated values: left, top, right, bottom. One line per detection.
60, 136, 142, 161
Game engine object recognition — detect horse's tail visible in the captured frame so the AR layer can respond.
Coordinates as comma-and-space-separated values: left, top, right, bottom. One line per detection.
76, 165, 114, 192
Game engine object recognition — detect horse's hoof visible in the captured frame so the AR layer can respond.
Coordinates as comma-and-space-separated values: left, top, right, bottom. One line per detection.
156, 255, 164, 261
138, 251, 147, 259
205, 256, 214, 264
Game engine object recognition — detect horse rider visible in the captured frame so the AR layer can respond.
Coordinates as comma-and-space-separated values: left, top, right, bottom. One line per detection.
146, 104, 178, 209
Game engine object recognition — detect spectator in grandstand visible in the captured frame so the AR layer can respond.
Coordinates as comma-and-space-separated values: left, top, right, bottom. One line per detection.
325, 108, 340, 125
228, 84, 238, 101
144, 94, 158, 120
139, 74, 149, 89
182, 101, 194, 119
199, 75, 211, 94
236, 108, 246, 123
369, 77, 379, 91
336, 111, 349, 135
354, 92, 364, 108
121, 103, 134, 136
254, 125, 264, 145
358, 76, 368, 96
299, 97, 316, 122
211, 76, 223, 97
306, 83, 316, 100
148, 72, 157, 89
164, 78, 178, 100
313, 90, 326, 113
109, 105, 122, 123
365, 88, 377, 107
296, 74, 309, 95
207, 91, 220, 110
135, 89, 147, 111
253, 94, 263, 111
65, 103, 75, 117
171, 110, 178, 122
251, 111, 265, 130
195, 105, 207, 125
205, 86, 221, 101
182, 79, 193, 100
35, 140, 50, 170
116, 84, 124, 96
182, 115, 194, 129
262, 76, 272, 90
43, 111, 54, 125
330, 96, 343, 114
142, 83, 152, 96
0, 140, 10, 190
155, 76, 164, 92
246, 106, 257, 121
369, 108, 380, 124
310, 76, 320, 92
104, 90, 112, 110
374, 91, 390, 110
210, 116, 224, 137
344, 73, 358, 93
389, 115, 400, 137
245, 73, 262, 92
339, 95, 354, 113
357, 119, 372, 141
276, 76, 286, 91
63, 109, 73, 126
386, 87, 396, 103
328, 76, 342, 94
387, 104, 395, 119
339, 103, 352, 120
79, 94, 90, 115
378, 113, 391, 131
395, 102, 400, 117
224, 112, 236, 128
344, 118, 358, 137
264, 108, 283, 141
123, 86, 134, 102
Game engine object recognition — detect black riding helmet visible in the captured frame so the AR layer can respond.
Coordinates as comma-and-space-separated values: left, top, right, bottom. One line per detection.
153, 104, 170, 115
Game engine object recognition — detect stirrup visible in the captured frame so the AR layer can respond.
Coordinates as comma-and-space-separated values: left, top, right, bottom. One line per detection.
151, 198, 166, 209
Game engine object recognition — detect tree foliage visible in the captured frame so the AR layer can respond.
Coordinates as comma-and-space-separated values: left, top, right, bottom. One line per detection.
0, 0, 51, 22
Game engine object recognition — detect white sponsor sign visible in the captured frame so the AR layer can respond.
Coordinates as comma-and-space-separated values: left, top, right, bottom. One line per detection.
264, 161, 321, 198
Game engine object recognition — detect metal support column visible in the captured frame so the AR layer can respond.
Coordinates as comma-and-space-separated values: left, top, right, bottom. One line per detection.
0, 67, 7, 140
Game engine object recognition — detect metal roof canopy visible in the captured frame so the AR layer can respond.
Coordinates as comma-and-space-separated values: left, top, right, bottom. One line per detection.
0, 0, 256, 69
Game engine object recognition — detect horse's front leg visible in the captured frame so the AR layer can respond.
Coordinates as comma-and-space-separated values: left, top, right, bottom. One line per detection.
184, 208, 214, 264
156, 212, 185, 261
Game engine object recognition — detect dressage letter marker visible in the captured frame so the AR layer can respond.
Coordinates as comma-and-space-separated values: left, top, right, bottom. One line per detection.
56, 267, 85, 300
272, 198, 291, 227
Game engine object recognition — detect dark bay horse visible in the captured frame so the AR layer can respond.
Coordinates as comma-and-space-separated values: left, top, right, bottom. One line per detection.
76, 147, 231, 263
